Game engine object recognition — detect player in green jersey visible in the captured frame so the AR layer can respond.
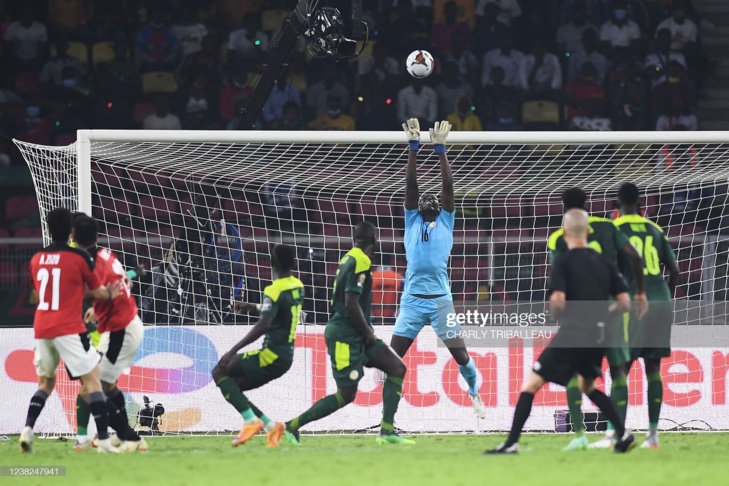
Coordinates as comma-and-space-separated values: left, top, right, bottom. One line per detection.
547, 188, 648, 451
212, 244, 304, 448
282, 222, 413, 446
615, 183, 680, 449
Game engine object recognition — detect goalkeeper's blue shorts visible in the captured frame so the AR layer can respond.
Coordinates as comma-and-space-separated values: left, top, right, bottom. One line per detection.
393, 295, 459, 341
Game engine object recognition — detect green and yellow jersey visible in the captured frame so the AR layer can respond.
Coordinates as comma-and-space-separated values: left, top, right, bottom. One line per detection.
548, 215, 631, 267
327, 247, 373, 339
259, 275, 305, 350
613, 214, 675, 301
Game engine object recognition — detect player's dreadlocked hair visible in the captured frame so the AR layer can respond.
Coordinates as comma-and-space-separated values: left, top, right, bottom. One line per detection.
618, 182, 641, 206
271, 244, 296, 272
562, 187, 587, 211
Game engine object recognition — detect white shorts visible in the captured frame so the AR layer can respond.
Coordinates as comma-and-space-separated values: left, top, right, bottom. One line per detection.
97, 315, 144, 384
34, 333, 101, 379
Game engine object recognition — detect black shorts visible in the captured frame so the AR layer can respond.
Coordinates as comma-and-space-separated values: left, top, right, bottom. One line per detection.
533, 345, 604, 387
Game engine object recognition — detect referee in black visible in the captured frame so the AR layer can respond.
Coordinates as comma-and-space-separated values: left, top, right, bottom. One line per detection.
485, 209, 637, 454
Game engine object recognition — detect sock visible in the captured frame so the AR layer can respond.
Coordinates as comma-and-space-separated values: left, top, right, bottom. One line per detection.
286, 393, 346, 432
458, 358, 479, 395
76, 394, 90, 440
587, 389, 625, 438
25, 390, 49, 428
248, 402, 274, 431
88, 392, 110, 441
216, 376, 254, 418
505, 392, 534, 447
565, 377, 584, 435
381, 376, 404, 434
611, 375, 628, 426
105, 387, 127, 418
647, 372, 663, 431
106, 396, 140, 441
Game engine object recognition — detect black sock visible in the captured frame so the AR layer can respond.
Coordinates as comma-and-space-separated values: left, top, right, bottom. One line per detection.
25, 390, 49, 428
506, 392, 534, 447
88, 392, 110, 441
106, 396, 140, 441
106, 388, 131, 424
587, 389, 626, 437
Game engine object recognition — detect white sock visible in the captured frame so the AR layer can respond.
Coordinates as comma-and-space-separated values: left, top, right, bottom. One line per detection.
264, 421, 277, 433
77, 434, 89, 443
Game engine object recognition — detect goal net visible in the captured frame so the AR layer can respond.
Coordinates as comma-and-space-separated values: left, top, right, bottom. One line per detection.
8, 130, 729, 436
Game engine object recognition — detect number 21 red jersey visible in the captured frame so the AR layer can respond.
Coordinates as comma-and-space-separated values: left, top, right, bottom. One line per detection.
92, 247, 138, 333
29, 243, 101, 339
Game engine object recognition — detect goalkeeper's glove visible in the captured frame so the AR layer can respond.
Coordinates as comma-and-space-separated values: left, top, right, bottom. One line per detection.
402, 118, 421, 151
429, 120, 452, 155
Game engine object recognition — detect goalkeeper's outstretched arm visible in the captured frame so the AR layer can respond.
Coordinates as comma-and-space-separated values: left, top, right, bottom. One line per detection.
403, 118, 420, 211
431, 120, 454, 213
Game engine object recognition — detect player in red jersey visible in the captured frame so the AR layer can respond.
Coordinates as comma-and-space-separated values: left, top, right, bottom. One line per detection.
21, 208, 124, 454
72, 215, 148, 453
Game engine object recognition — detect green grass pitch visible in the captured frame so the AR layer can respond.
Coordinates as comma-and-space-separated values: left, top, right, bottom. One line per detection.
1, 433, 728, 486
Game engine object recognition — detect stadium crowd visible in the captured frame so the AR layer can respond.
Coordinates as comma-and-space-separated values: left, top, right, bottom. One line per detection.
0, 0, 710, 169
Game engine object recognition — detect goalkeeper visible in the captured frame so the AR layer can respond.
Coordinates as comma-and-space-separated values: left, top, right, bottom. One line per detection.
391, 118, 486, 419
212, 245, 303, 448
548, 188, 647, 451
281, 222, 413, 446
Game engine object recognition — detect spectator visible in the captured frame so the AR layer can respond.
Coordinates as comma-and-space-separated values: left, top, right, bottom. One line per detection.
481, 32, 524, 88
517, 39, 562, 98
445, 30, 480, 85
644, 29, 687, 87
433, 0, 476, 29
353, 74, 400, 131
262, 71, 302, 126
228, 12, 269, 66
651, 61, 696, 115
382, 1, 429, 59
514, 4, 557, 53
430, 1, 471, 56
306, 64, 350, 119
568, 28, 609, 83
3, 6, 48, 67
559, 0, 605, 27
40, 36, 87, 89
397, 77, 438, 126
447, 96, 483, 131
181, 74, 214, 129
570, 99, 613, 130
178, 34, 223, 87
476, 65, 520, 123
655, 93, 697, 131
606, 60, 648, 130
16, 105, 53, 145
476, 0, 523, 27
95, 39, 140, 99
435, 61, 474, 118
556, 1, 598, 56
564, 62, 605, 121
88, 0, 127, 41
599, 0, 642, 60
143, 96, 181, 130
136, 6, 180, 72
484, 100, 523, 130
225, 95, 263, 130
357, 42, 400, 87
310, 93, 356, 131
656, 0, 697, 52
219, 66, 253, 123
268, 101, 306, 130
471, 2, 509, 56
0, 74, 22, 108
262, 180, 304, 233
47, 0, 89, 39
172, 4, 209, 57
218, 0, 262, 30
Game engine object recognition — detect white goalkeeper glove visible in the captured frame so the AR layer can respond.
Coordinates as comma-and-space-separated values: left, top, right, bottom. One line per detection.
402, 118, 421, 151
429, 120, 452, 154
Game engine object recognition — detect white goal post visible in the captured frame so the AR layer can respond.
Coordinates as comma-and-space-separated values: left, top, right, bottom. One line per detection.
6, 129, 729, 436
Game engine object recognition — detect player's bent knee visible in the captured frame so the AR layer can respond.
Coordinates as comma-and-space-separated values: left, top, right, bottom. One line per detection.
389, 361, 407, 379
339, 387, 357, 404
211, 364, 226, 383
38, 376, 56, 394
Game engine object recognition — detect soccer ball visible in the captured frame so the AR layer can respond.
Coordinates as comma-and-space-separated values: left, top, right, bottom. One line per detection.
406, 50, 434, 78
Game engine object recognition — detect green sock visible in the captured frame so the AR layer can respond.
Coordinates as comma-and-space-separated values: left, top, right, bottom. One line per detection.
381, 376, 404, 433
647, 372, 663, 430
286, 392, 346, 432
76, 394, 89, 437
216, 376, 254, 420
565, 377, 584, 435
610, 375, 629, 428
248, 402, 270, 426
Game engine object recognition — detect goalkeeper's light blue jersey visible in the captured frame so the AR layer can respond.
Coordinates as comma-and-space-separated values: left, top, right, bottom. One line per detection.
402, 207, 454, 299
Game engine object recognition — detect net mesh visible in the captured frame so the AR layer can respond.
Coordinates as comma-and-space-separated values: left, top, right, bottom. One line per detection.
13, 133, 729, 435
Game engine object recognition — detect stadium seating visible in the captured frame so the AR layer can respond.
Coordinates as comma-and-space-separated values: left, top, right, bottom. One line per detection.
91, 41, 116, 67
14, 71, 41, 96
142, 72, 178, 94
5, 196, 39, 225
522, 101, 560, 130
